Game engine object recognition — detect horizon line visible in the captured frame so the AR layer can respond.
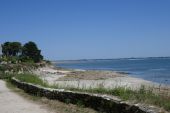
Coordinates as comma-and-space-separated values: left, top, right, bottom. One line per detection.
52, 56, 170, 61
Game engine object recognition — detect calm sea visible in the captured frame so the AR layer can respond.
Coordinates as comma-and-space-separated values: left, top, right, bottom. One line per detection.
55, 58, 170, 85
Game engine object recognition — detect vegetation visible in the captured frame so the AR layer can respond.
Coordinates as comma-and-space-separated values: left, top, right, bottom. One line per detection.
0, 73, 14, 80
66, 86, 170, 111
0, 41, 46, 80
22, 42, 43, 63
1, 42, 22, 57
15, 73, 170, 111
0, 41, 169, 112
6, 80, 97, 113
1, 41, 43, 63
15, 73, 49, 87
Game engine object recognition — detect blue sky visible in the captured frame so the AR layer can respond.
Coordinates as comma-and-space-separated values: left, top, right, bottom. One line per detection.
0, 0, 170, 60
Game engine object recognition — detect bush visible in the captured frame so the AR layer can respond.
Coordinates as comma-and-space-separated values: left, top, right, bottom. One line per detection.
0, 72, 14, 79
1, 56, 8, 62
45, 60, 51, 65
19, 56, 34, 63
0, 57, 2, 63
10, 56, 18, 64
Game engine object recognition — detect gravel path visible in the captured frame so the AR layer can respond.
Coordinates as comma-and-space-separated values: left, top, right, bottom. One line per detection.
0, 80, 54, 113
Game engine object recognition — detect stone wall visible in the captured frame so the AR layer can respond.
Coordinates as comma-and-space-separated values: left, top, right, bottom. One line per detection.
11, 77, 159, 113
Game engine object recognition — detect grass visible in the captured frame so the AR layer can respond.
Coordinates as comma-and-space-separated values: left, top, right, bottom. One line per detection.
54, 85, 170, 111
102, 87, 169, 109
15, 73, 49, 87
14, 73, 170, 112
0, 73, 14, 79
6, 80, 98, 113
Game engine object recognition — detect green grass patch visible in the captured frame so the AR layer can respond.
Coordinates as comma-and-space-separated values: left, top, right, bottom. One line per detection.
15, 73, 49, 87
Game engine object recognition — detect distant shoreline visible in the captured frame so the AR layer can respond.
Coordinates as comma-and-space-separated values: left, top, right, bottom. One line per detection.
53, 56, 170, 63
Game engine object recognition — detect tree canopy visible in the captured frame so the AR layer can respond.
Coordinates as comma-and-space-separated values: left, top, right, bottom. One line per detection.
1, 42, 22, 57
1, 41, 43, 63
22, 41, 43, 63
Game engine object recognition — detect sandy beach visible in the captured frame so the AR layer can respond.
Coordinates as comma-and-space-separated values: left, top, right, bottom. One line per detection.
34, 66, 165, 90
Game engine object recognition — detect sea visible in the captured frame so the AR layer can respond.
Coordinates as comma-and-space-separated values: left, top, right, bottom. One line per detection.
55, 57, 170, 85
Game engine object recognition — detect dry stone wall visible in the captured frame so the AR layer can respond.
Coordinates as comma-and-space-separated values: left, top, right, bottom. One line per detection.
11, 77, 160, 113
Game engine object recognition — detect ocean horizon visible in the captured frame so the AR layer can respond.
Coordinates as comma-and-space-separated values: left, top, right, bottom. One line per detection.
55, 57, 170, 85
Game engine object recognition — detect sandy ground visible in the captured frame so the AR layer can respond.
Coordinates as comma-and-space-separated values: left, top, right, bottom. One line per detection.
0, 80, 54, 113
34, 66, 70, 85
34, 66, 162, 90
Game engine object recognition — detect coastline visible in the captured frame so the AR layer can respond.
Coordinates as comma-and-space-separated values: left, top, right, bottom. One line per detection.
21, 64, 170, 112
54, 58, 170, 85
33, 64, 169, 91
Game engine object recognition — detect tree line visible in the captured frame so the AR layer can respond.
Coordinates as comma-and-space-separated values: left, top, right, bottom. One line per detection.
1, 41, 43, 63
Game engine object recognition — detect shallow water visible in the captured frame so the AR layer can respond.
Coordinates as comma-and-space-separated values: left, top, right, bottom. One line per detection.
55, 58, 170, 85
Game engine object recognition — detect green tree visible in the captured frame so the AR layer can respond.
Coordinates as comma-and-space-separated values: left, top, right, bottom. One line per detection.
1, 42, 11, 56
22, 41, 43, 63
10, 42, 22, 56
1, 42, 22, 57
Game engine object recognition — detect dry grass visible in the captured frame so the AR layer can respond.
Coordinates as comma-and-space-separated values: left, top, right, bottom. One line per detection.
58, 70, 125, 80
52, 83, 170, 112
6, 80, 98, 113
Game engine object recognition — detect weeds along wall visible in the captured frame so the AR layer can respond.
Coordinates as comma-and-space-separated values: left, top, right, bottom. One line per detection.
11, 77, 157, 113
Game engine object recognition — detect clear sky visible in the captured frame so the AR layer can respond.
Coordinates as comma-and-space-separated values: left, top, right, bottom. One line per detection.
0, 0, 170, 60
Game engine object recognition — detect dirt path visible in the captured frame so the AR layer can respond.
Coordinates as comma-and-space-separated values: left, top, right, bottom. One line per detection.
0, 80, 54, 113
